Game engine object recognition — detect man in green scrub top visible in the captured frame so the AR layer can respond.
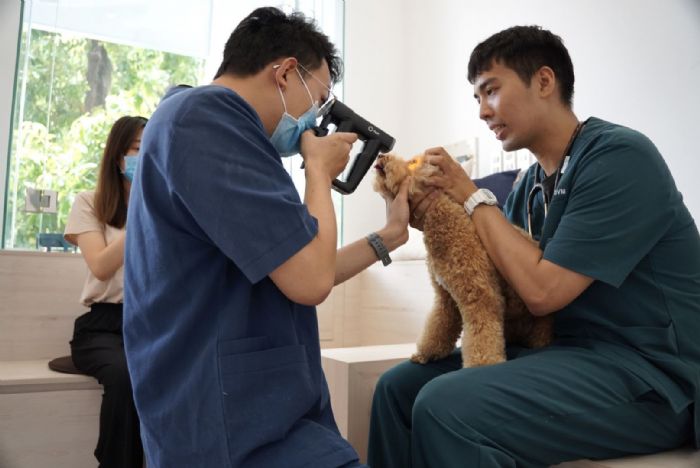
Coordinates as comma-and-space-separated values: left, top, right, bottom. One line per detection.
367, 25, 699, 468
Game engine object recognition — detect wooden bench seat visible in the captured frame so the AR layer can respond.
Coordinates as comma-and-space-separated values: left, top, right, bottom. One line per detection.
0, 359, 102, 468
0, 359, 99, 394
0, 251, 102, 468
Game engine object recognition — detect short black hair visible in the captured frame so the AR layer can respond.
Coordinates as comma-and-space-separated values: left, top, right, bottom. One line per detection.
467, 26, 575, 107
215, 7, 342, 84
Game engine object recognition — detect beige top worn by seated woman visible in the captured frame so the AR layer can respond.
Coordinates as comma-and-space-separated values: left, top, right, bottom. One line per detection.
64, 191, 124, 307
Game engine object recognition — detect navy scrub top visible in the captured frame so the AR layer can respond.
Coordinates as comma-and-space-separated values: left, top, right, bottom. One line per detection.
504, 117, 700, 447
123, 85, 360, 467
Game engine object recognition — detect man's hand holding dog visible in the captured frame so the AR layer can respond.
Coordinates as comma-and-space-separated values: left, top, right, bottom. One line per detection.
423, 147, 478, 205
409, 147, 478, 230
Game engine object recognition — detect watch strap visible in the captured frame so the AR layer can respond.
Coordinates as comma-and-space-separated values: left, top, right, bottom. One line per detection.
464, 188, 498, 216
366, 232, 392, 266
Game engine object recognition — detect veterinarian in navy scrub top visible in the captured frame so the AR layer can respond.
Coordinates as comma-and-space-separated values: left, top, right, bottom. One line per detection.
368, 26, 699, 468
122, 7, 410, 468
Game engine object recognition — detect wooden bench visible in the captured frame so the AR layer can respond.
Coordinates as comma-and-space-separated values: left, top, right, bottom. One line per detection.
0, 360, 102, 467
0, 250, 103, 468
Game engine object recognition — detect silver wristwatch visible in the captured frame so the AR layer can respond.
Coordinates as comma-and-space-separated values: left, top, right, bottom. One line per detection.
464, 188, 498, 216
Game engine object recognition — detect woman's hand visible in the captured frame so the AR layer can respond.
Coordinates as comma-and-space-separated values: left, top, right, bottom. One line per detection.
423, 146, 478, 205
75, 229, 126, 281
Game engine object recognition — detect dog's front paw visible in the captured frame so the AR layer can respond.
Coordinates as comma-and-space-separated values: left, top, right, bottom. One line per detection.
410, 352, 431, 364
411, 347, 453, 364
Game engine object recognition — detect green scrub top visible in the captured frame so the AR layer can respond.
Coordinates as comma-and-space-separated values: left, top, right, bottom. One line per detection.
504, 117, 700, 447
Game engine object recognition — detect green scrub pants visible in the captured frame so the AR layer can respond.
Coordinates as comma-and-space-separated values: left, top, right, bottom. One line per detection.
367, 346, 691, 468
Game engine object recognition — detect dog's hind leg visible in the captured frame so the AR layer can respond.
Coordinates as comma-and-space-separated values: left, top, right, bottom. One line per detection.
527, 315, 553, 348
411, 273, 463, 364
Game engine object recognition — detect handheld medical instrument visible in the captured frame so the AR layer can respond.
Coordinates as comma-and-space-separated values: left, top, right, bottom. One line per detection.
313, 99, 395, 195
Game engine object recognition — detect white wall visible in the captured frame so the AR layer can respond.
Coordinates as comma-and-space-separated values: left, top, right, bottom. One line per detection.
0, 1, 22, 238
342, 0, 700, 244
341, 0, 406, 244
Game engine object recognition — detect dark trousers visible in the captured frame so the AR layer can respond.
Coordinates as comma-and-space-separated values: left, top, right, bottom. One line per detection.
368, 346, 691, 468
71, 303, 144, 468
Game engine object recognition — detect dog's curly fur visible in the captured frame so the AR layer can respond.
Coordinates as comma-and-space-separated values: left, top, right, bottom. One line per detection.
374, 154, 552, 367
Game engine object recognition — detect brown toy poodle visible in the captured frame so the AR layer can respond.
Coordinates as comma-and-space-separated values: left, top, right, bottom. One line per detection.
374, 154, 552, 367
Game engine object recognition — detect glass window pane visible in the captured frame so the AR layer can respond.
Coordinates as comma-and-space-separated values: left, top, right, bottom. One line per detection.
3, 0, 345, 250
3, 16, 205, 249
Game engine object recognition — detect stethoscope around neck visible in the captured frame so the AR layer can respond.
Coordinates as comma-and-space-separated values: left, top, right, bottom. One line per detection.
526, 120, 586, 237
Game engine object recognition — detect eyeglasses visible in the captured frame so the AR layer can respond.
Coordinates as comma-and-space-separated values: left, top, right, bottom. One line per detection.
296, 63, 336, 116
316, 92, 336, 117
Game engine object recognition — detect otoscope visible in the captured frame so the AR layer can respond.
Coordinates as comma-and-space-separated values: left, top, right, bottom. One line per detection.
313, 99, 395, 195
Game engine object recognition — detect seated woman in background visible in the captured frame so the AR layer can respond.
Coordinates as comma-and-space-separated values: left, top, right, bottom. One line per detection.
64, 115, 147, 468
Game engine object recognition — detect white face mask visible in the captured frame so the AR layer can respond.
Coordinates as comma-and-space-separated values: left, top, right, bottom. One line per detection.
269, 67, 318, 157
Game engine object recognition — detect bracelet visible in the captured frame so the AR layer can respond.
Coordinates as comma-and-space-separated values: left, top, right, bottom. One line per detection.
366, 232, 392, 266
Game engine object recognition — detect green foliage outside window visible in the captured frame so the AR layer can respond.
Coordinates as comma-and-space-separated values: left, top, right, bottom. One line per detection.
4, 29, 203, 249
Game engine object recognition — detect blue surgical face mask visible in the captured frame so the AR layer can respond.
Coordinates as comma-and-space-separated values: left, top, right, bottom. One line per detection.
122, 154, 139, 182
269, 69, 318, 157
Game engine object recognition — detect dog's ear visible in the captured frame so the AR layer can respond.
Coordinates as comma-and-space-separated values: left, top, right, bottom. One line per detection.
408, 155, 438, 193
